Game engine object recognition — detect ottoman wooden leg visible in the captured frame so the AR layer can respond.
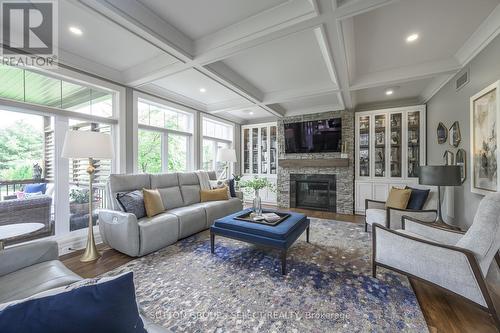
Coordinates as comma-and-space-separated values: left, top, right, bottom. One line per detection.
306, 226, 310, 243
210, 232, 215, 254
281, 250, 287, 275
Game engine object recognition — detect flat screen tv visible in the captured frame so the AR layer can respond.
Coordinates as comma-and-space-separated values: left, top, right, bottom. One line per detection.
284, 118, 342, 153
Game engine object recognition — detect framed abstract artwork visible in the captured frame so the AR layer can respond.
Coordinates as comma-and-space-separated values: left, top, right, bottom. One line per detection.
470, 81, 500, 195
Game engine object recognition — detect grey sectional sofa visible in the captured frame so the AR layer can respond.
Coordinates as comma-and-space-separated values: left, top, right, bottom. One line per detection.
98, 171, 243, 257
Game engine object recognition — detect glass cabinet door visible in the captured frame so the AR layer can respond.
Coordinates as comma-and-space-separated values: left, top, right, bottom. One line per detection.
260, 126, 268, 174
374, 114, 386, 177
407, 111, 420, 177
390, 113, 402, 177
359, 116, 370, 177
243, 128, 250, 174
270, 125, 277, 174
252, 128, 259, 174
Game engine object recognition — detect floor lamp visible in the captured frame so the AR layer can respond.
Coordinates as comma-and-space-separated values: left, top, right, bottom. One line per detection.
216, 148, 237, 180
418, 165, 462, 230
62, 130, 113, 262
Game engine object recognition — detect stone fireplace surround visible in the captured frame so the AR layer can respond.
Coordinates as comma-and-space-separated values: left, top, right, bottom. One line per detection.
276, 110, 354, 215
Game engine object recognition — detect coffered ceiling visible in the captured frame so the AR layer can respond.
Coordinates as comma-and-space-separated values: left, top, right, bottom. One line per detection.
58, 0, 500, 123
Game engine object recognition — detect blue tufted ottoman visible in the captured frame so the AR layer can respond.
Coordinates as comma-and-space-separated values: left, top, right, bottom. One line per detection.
210, 208, 310, 274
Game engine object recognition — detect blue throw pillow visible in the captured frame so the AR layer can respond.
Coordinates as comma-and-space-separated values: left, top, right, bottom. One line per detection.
24, 183, 47, 194
228, 178, 237, 198
0, 272, 146, 333
405, 186, 430, 210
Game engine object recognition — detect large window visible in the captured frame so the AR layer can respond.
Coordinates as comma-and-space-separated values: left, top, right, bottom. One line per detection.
0, 64, 119, 245
202, 117, 234, 176
137, 98, 193, 173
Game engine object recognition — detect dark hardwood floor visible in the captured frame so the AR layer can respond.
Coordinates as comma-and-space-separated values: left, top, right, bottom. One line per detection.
61, 208, 499, 333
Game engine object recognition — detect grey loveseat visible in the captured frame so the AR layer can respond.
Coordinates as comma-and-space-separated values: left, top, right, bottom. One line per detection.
98, 171, 243, 257
0, 241, 167, 332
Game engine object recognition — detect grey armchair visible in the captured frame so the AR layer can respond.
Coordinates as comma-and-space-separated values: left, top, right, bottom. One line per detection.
372, 192, 500, 327
365, 185, 438, 231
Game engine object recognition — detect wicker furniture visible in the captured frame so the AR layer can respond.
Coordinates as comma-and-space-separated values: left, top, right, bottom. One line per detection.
0, 195, 52, 246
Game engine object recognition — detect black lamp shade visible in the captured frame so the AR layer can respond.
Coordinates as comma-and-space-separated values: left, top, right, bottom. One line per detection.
418, 165, 462, 186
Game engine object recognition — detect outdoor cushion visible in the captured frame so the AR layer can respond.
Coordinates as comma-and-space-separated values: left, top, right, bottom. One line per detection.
24, 183, 46, 194
213, 208, 307, 240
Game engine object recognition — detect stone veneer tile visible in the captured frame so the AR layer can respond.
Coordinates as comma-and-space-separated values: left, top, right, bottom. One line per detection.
277, 110, 354, 214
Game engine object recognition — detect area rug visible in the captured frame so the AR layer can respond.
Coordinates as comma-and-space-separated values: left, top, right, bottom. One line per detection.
104, 218, 428, 332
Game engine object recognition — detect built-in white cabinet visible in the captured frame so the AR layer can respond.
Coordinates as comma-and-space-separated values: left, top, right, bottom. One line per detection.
355, 105, 426, 214
241, 122, 278, 204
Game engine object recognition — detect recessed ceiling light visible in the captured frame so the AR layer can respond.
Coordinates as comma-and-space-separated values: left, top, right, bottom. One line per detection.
248, 111, 254, 115
199, 88, 206, 93
69, 26, 83, 36
406, 33, 419, 43
385, 89, 394, 96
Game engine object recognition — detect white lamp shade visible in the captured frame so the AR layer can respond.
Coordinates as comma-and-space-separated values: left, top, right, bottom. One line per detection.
61, 130, 113, 159
216, 148, 237, 163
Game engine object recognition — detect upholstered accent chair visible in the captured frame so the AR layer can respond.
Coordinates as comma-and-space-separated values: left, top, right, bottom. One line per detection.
372, 192, 500, 326
364, 185, 438, 231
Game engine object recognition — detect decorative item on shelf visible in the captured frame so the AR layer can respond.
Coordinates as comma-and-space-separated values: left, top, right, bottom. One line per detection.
437, 122, 448, 144
216, 148, 237, 180
61, 130, 113, 262
375, 132, 385, 145
390, 132, 400, 145
449, 121, 461, 147
470, 81, 499, 195
418, 165, 462, 229
341, 141, 348, 159
240, 177, 276, 216
456, 149, 466, 184
232, 173, 242, 191
443, 150, 454, 165
32, 163, 43, 180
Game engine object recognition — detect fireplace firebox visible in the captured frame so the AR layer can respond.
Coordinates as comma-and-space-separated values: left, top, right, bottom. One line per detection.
289, 174, 336, 212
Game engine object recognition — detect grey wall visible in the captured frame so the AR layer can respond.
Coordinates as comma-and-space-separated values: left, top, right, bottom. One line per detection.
427, 34, 500, 228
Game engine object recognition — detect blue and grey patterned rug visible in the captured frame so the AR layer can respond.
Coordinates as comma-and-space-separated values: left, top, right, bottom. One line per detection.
106, 218, 428, 332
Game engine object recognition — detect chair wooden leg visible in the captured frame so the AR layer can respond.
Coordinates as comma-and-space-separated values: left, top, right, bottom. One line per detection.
364, 222, 368, 232
495, 251, 500, 269
372, 263, 377, 278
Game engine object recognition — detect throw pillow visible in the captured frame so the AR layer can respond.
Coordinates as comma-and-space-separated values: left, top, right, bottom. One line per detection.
385, 187, 412, 209
0, 272, 146, 333
228, 178, 237, 198
24, 183, 47, 194
24, 191, 43, 199
116, 190, 146, 219
200, 186, 229, 202
405, 186, 430, 210
143, 188, 165, 217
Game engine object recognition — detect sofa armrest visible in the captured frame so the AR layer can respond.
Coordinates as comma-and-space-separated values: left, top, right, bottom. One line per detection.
386, 207, 437, 229
365, 199, 385, 210
372, 224, 487, 307
0, 240, 58, 277
402, 215, 464, 246
98, 210, 140, 257
235, 190, 244, 200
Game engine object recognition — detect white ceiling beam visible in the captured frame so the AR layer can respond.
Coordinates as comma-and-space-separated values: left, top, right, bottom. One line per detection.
455, 4, 500, 66
122, 55, 186, 87
333, 0, 399, 20
195, 0, 318, 56
57, 49, 124, 83
350, 58, 461, 91
78, 0, 193, 59
314, 25, 340, 88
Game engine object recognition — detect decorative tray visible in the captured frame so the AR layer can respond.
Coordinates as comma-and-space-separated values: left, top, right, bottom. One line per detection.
233, 210, 291, 226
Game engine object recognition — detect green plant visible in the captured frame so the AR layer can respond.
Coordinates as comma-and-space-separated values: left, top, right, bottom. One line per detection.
69, 188, 89, 204
240, 177, 275, 193
232, 173, 242, 182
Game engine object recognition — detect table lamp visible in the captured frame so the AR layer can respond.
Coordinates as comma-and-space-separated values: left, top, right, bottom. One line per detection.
216, 148, 237, 180
418, 165, 461, 229
61, 130, 113, 262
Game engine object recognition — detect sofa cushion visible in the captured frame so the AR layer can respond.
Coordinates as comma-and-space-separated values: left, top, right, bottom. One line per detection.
0, 260, 81, 304
365, 208, 386, 227
201, 187, 229, 202
167, 206, 206, 238
138, 213, 179, 256
116, 190, 146, 219
405, 186, 430, 210
150, 174, 184, 210
178, 172, 201, 205
197, 198, 243, 227
143, 189, 165, 218
0, 272, 146, 333
386, 187, 411, 209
